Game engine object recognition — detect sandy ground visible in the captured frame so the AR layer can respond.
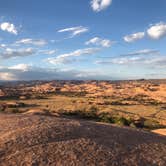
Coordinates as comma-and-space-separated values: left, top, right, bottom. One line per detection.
0, 113, 166, 166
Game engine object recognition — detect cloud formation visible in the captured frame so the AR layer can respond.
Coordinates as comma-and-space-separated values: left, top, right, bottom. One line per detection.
16, 38, 47, 46
8, 64, 31, 71
121, 49, 160, 57
0, 22, 18, 35
58, 26, 89, 38
85, 37, 114, 47
0, 48, 36, 59
91, 0, 112, 12
147, 22, 166, 40
123, 32, 145, 43
40, 50, 56, 55
96, 49, 166, 68
0, 72, 15, 81
0, 65, 108, 81
47, 48, 100, 64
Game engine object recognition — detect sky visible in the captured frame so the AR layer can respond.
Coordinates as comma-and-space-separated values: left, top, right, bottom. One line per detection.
0, 0, 166, 81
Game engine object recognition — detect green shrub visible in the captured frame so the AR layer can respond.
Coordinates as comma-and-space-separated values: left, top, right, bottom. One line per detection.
112, 117, 132, 126
129, 123, 137, 128
0, 107, 5, 112
99, 112, 114, 123
89, 106, 99, 114
143, 119, 161, 129
11, 108, 20, 113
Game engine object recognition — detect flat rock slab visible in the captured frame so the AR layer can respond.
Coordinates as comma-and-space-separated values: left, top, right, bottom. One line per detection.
152, 129, 166, 136
0, 113, 165, 166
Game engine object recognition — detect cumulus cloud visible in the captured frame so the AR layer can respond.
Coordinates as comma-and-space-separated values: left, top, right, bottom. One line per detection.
0, 65, 109, 81
0, 22, 18, 35
47, 48, 100, 64
91, 0, 112, 12
0, 44, 6, 48
58, 26, 89, 38
8, 64, 31, 72
85, 37, 114, 47
147, 22, 166, 40
16, 38, 47, 46
123, 32, 145, 43
0, 48, 36, 59
0, 72, 16, 81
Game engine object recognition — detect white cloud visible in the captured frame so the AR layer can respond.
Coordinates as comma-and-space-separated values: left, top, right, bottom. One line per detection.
96, 49, 166, 69
16, 38, 47, 46
91, 0, 112, 12
122, 49, 159, 57
96, 49, 159, 65
147, 22, 166, 40
47, 48, 100, 64
0, 72, 16, 80
111, 57, 144, 65
0, 44, 6, 48
58, 26, 89, 37
85, 37, 114, 47
0, 65, 108, 81
0, 47, 36, 59
0, 22, 18, 35
40, 50, 56, 55
123, 32, 145, 43
8, 64, 31, 72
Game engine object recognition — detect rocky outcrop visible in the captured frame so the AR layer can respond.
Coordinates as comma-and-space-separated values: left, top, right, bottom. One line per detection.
0, 113, 165, 166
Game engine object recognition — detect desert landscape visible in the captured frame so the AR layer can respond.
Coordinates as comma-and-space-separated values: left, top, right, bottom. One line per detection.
1, 79, 166, 130
1, 0, 166, 165
0, 79, 166, 165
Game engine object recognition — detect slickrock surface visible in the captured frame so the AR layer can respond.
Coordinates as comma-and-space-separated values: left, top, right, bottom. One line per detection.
152, 129, 166, 136
0, 113, 166, 166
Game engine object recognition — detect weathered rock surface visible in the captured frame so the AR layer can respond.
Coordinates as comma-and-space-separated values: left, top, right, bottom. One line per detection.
0, 113, 165, 166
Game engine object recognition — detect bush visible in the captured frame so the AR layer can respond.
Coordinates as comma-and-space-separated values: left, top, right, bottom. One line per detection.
87, 106, 99, 118
11, 108, 20, 113
129, 123, 137, 128
143, 119, 161, 129
112, 117, 132, 126
0, 107, 5, 112
99, 112, 114, 123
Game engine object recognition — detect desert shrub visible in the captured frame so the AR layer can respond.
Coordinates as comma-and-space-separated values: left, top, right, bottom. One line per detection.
143, 119, 161, 129
112, 117, 132, 126
11, 108, 20, 113
110, 101, 123, 105
18, 102, 26, 107
56, 91, 87, 97
88, 106, 99, 114
0, 106, 5, 112
129, 123, 137, 128
99, 112, 114, 123
58, 109, 70, 114
132, 118, 145, 128
80, 106, 99, 119
61, 109, 83, 117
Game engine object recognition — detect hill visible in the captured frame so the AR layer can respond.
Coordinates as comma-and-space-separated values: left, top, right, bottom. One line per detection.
0, 113, 165, 166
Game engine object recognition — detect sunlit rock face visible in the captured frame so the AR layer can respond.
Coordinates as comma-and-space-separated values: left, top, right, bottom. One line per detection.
0, 89, 5, 97
0, 113, 166, 166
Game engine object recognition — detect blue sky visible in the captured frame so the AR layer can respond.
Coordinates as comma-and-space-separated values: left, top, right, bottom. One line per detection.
0, 0, 166, 80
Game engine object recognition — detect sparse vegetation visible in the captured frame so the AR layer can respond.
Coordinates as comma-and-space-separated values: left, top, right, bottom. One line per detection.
0, 80, 165, 132
11, 108, 20, 113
